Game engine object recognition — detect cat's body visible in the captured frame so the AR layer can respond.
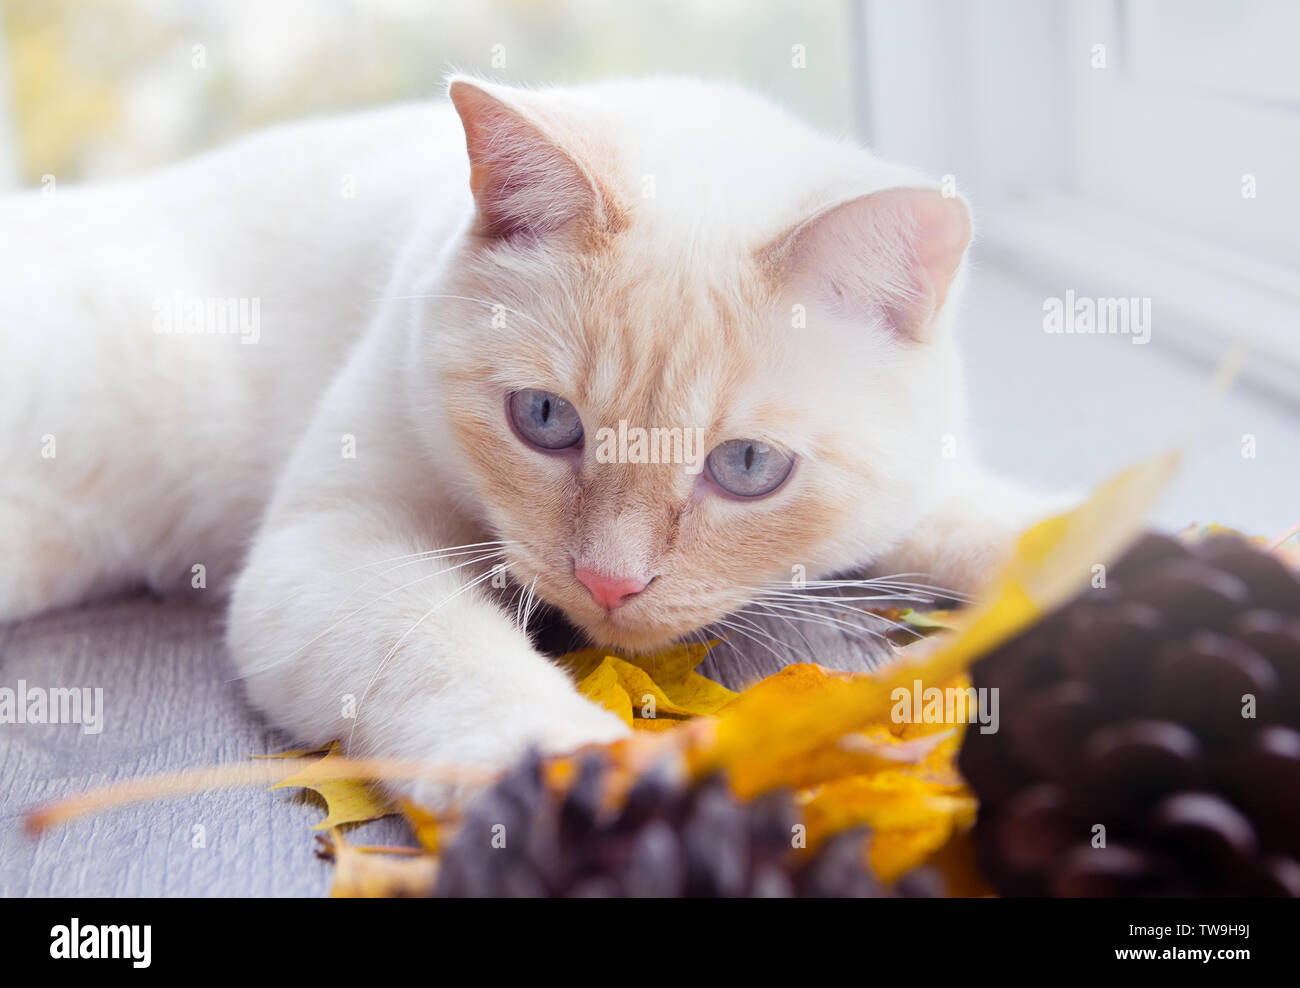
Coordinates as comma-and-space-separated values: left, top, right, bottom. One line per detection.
1, 78, 1046, 806
0, 102, 448, 612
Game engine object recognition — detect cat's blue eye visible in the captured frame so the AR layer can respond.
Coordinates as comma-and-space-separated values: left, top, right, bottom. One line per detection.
508, 389, 584, 451
705, 439, 794, 498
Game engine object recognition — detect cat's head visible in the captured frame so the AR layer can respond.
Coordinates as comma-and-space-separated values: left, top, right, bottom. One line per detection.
414, 76, 971, 651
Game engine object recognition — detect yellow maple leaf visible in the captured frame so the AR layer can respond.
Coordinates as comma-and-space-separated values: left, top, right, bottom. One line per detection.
706, 664, 955, 796
398, 801, 441, 854
565, 640, 737, 729
801, 771, 977, 881
869, 820, 970, 884
628, 715, 691, 733
577, 659, 636, 726
270, 742, 395, 830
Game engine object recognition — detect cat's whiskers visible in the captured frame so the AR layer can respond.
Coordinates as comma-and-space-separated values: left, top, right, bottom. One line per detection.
691, 571, 961, 668
757, 587, 928, 636
751, 587, 919, 609
509, 581, 526, 630
521, 576, 541, 632
762, 573, 972, 603
743, 590, 923, 637
740, 599, 902, 642
722, 603, 820, 658
709, 616, 794, 667
734, 605, 900, 672
803, 581, 971, 602
512, 575, 540, 633
512, 583, 525, 630
704, 593, 805, 660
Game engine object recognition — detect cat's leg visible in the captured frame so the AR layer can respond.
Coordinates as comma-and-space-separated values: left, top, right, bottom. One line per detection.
871, 467, 1071, 598
227, 507, 629, 809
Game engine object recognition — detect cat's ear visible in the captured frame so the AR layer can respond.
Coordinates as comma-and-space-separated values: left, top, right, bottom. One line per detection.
448, 77, 605, 242
767, 187, 971, 342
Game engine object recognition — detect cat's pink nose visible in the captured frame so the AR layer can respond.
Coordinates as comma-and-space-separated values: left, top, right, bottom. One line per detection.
574, 568, 650, 610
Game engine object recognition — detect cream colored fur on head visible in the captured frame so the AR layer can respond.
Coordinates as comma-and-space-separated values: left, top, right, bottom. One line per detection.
0, 76, 1049, 807
421, 77, 981, 652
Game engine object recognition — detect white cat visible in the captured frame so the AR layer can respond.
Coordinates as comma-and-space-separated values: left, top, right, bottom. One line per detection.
0, 77, 1045, 807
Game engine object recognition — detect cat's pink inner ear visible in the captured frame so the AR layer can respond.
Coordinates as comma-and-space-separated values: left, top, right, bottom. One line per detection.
448, 79, 597, 241
781, 187, 971, 341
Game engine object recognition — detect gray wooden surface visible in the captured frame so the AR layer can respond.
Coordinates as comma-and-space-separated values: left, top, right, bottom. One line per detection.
3, 262, 1297, 897
0, 597, 406, 897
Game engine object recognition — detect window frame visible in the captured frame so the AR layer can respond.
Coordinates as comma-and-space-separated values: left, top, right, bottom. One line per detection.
854, 0, 1300, 395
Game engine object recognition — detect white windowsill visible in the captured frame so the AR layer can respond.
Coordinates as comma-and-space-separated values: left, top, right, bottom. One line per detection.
977, 193, 1300, 401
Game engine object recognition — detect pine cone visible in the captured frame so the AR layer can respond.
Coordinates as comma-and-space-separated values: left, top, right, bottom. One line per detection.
959, 532, 1300, 897
434, 751, 933, 897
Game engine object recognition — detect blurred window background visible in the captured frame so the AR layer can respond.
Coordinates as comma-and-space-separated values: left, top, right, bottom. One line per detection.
861, 0, 1300, 392
857, 1, 1299, 533
0, 0, 854, 185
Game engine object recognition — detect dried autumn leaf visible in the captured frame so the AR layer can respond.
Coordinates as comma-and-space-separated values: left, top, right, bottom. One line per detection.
697, 662, 964, 796
869, 819, 970, 884
563, 639, 737, 728
899, 608, 958, 630
577, 659, 636, 726
271, 742, 395, 830
837, 728, 957, 763
801, 773, 977, 881
398, 800, 442, 854
626, 714, 689, 733
318, 830, 438, 898
704, 664, 920, 795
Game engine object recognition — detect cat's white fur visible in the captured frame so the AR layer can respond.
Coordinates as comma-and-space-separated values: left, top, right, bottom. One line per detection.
0, 78, 1047, 806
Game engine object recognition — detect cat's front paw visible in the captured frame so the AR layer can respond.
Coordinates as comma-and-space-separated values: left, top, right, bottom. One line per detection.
876, 480, 1079, 599
395, 696, 630, 813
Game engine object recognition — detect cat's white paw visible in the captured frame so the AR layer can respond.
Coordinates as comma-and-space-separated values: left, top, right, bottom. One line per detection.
391, 696, 630, 813
877, 480, 1078, 598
